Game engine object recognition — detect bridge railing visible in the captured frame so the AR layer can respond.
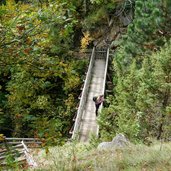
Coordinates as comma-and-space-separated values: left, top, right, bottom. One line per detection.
71, 47, 96, 139
96, 47, 110, 136
102, 47, 110, 97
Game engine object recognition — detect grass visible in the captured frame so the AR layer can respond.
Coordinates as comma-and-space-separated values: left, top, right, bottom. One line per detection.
31, 141, 171, 171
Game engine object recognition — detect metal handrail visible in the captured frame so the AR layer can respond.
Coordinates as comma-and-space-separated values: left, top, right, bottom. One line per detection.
71, 47, 96, 139
102, 47, 110, 97
96, 47, 110, 136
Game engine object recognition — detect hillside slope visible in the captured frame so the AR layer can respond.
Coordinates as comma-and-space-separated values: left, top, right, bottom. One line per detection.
32, 141, 171, 171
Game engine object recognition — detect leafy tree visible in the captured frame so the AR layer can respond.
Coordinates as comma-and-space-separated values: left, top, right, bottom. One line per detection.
0, 0, 87, 144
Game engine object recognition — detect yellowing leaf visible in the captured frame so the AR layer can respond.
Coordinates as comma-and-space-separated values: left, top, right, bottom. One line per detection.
81, 31, 93, 51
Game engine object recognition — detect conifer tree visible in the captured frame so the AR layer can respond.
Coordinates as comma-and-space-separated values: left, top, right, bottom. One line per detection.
114, 60, 140, 140
97, 0, 171, 143
135, 43, 171, 140
99, 60, 141, 141
115, 0, 163, 67
135, 57, 158, 139
151, 43, 171, 139
100, 43, 171, 141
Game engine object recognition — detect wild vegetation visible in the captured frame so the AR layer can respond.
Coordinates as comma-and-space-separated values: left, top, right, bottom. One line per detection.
0, 0, 131, 144
99, 0, 171, 143
0, 0, 171, 170
0, 0, 89, 144
31, 141, 171, 171
0, 0, 170, 156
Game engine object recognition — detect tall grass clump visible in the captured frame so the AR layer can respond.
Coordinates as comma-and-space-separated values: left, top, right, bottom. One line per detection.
31, 141, 171, 171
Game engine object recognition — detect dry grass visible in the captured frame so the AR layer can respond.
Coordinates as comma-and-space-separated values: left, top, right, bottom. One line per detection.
31, 141, 171, 171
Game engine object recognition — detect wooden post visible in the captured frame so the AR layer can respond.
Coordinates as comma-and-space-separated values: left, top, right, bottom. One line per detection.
21, 141, 37, 168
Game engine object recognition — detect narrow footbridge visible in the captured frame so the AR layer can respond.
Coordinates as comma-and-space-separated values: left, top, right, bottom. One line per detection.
70, 47, 110, 142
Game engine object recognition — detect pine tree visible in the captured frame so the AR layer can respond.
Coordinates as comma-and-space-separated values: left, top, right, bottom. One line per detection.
151, 43, 171, 139
115, 0, 163, 67
135, 57, 158, 140
99, 60, 141, 141
115, 60, 140, 140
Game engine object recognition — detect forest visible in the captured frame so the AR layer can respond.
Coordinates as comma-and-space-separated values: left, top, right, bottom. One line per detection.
0, 0, 171, 146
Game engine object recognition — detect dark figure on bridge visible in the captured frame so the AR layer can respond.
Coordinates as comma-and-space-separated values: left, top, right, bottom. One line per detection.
93, 95, 104, 116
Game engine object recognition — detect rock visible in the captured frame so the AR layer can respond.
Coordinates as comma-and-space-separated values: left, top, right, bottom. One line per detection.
97, 133, 130, 150
112, 133, 130, 148
97, 141, 113, 149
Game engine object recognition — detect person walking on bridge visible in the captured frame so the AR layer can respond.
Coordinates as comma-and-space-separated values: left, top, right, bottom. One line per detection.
93, 95, 104, 116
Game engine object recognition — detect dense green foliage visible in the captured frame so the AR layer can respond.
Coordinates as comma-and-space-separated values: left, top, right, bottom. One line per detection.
1, 0, 170, 145
99, 0, 171, 142
0, 0, 88, 144
0, 0, 128, 144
